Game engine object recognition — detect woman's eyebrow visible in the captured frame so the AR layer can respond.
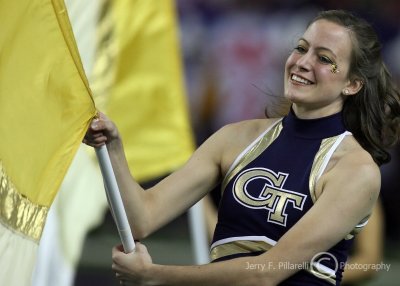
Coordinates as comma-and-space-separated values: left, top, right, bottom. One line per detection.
299, 37, 338, 58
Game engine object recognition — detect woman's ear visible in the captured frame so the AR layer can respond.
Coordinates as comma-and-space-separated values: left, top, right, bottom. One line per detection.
343, 78, 364, 96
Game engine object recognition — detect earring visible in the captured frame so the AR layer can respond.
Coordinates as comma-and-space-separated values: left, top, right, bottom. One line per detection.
343, 89, 349, 95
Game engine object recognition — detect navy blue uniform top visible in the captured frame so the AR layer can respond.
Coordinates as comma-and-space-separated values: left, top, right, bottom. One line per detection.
210, 110, 365, 285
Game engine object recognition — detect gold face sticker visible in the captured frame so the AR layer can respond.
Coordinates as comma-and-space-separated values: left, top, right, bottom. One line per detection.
331, 63, 340, 74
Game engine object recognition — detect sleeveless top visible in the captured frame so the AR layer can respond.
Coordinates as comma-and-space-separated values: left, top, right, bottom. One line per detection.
210, 110, 368, 286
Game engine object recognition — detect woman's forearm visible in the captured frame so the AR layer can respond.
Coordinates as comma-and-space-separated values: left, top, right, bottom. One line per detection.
144, 258, 274, 286
107, 138, 151, 238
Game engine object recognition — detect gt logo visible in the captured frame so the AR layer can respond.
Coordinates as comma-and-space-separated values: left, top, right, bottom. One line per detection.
233, 167, 307, 226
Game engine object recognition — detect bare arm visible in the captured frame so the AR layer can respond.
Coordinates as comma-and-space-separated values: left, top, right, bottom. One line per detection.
342, 199, 384, 284
203, 195, 218, 242
111, 150, 381, 286
252, 153, 381, 284
84, 112, 230, 238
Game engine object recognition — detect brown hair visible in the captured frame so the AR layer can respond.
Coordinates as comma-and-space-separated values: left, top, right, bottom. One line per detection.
311, 10, 400, 165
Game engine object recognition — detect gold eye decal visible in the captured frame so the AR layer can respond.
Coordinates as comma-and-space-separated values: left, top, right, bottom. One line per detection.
331, 63, 340, 74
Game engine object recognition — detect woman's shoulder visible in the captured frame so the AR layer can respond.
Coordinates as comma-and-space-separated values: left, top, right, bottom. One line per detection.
337, 136, 378, 165
323, 135, 381, 191
317, 135, 381, 219
202, 118, 280, 154
213, 118, 281, 174
217, 117, 281, 139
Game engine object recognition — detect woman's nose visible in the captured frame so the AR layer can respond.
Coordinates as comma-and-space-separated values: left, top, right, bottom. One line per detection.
295, 53, 312, 72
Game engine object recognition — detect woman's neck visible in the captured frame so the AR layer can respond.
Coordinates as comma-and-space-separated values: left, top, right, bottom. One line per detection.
291, 103, 344, 119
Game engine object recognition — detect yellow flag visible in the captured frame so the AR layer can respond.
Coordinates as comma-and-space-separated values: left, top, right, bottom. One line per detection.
0, 0, 96, 284
92, 0, 195, 182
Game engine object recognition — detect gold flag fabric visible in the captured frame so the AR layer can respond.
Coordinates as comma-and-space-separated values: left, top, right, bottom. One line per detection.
92, 0, 195, 182
33, 1, 195, 285
0, 0, 96, 284
32, 1, 195, 284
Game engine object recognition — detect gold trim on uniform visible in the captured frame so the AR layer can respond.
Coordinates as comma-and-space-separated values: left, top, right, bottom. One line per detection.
210, 240, 336, 285
0, 161, 48, 242
345, 215, 370, 240
306, 267, 336, 285
308, 136, 339, 203
216, 127, 359, 284
210, 240, 274, 261
221, 120, 283, 195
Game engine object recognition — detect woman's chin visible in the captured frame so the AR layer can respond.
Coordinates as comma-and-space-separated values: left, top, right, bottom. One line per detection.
284, 92, 299, 104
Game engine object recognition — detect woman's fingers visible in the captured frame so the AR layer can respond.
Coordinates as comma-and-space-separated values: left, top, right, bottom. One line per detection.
90, 114, 119, 139
111, 242, 153, 285
83, 131, 107, 147
135, 242, 148, 253
83, 115, 115, 147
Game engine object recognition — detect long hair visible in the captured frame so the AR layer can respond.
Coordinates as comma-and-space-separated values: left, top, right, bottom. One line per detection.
310, 10, 400, 165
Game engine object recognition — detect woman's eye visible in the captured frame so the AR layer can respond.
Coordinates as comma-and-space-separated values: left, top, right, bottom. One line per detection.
294, 46, 306, 53
319, 55, 333, 64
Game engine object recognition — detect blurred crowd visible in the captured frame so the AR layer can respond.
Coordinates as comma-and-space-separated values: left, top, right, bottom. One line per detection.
176, 0, 400, 241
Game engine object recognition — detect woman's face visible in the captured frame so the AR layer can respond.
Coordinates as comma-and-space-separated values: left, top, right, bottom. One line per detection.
284, 19, 354, 118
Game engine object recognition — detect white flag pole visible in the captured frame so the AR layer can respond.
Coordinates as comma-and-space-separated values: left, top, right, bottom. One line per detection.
188, 201, 210, 264
95, 145, 135, 253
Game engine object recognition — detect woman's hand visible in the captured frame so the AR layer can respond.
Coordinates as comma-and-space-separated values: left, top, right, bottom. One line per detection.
83, 112, 120, 148
112, 242, 153, 286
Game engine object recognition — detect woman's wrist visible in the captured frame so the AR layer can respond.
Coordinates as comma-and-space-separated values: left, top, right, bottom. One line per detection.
143, 263, 162, 286
106, 135, 123, 151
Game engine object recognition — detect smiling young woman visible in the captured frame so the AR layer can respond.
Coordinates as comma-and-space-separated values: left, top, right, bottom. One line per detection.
284, 19, 361, 118
84, 9, 400, 286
